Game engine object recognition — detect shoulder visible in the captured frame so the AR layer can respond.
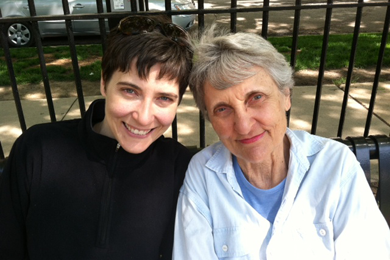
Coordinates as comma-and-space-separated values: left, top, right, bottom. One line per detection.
288, 129, 361, 184
188, 142, 226, 166
157, 137, 192, 156
19, 119, 79, 141
11, 120, 81, 157
25, 120, 80, 137
288, 129, 354, 159
154, 137, 193, 166
184, 142, 230, 184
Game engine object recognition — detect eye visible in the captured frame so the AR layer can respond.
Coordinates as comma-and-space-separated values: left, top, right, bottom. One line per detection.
213, 106, 231, 116
156, 95, 177, 107
215, 107, 226, 113
253, 94, 262, 100
247, 93, 263, 106
124, 88, 135, 94
159, 96, 174, 102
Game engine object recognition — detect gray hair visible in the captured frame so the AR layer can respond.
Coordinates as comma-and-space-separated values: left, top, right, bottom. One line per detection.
189, 25, 294, 119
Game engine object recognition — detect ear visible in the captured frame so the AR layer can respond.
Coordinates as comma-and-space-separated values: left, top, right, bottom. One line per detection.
283, 88, 292, 111
100, 72, 107, 97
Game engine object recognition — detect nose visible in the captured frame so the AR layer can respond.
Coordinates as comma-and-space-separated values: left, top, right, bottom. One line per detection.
132, 100, 154, 126
233, 108, 253, 135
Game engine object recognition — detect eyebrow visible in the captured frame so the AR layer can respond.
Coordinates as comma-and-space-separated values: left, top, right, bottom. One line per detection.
117, 81, 179, 100
117, 81, 140, 89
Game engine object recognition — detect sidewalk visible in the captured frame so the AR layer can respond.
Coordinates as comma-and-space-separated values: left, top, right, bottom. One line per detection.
1, 82, 390, 157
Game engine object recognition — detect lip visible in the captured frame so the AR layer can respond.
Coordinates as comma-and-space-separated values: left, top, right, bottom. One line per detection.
238, 132, 265, 144
123, 122, 155, 138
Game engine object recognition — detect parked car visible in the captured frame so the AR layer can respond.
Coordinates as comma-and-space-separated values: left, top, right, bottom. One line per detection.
0, 0, 196, 47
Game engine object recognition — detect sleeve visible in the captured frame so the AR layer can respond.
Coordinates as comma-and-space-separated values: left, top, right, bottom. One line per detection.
173, 155, 219, 260
333, 152, 390, 259
0, 135, 31, 259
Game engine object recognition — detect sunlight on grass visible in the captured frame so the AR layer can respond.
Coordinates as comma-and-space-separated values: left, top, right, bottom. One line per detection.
0, 34, 388, 86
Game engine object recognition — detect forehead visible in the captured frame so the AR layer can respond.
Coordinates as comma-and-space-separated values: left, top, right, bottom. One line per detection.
204, 67, 278, 97
110, 65, 179, 91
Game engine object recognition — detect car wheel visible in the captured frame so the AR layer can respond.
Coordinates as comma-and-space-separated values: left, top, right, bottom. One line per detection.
5, 22, 35, 47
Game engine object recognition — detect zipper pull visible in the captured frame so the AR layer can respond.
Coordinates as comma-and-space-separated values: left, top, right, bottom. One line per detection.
115, 143, 121, 152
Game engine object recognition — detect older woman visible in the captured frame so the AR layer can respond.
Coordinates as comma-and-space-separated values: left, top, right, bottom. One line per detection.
173, 26, 390, 259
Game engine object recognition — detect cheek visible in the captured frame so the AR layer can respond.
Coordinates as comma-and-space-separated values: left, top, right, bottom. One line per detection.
106, 101, 134, 119
155, 107, 178, 126
211, 119, 230, 139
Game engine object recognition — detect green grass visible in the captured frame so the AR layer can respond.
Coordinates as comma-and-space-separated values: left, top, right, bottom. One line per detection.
0, 44, 103, 85
0, 33, 388, 86
269, 33, 389, 71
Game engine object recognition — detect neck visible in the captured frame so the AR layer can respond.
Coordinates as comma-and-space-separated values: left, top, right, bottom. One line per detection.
237, 135, 290, 190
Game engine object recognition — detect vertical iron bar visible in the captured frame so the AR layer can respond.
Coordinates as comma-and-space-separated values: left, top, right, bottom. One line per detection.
364, 1, 390, 137
62, 0, 86, 116
197, 0, 205, 148
199, 112, 206, 149
262, 0, 269, 39
290, 0, 301, 70
131, 0, 138, 12
138, 0, 145, 11
0, 141, 4, 160
27, 0, 57, 122
0, 11, 27, 132
337, 0, 363, 138
145, 0, 149, 11
96, 0, 107, 52
165, 0, 172, 14
197, 0, 205, 29
230, 0, 237, 33
311, 0, 333, 135
172, 116, 178, 140
288, 0, 302, 126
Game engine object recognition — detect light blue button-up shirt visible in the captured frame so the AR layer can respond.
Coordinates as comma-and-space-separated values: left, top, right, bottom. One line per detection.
174, 129, 390, 259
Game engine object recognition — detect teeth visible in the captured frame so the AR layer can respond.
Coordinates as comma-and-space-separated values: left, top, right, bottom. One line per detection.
125, 123, 151, 136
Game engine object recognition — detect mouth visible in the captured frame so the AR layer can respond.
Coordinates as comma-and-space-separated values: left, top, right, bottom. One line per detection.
239, 132, 265, 144
123, 122, 154, 136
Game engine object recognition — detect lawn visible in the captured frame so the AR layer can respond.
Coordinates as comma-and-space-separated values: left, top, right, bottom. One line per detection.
0, 33, 388, 86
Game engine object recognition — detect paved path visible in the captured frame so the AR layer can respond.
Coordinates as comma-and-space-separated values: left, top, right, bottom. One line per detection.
200, 0, 389, 35
1, 82, 389, 157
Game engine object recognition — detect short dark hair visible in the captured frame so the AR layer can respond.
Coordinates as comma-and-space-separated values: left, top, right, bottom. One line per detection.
101, 15, 193, 101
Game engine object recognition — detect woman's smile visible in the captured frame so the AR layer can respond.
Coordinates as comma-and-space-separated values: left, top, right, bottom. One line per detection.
238, 132, 265, 144
123, 122, 155, 137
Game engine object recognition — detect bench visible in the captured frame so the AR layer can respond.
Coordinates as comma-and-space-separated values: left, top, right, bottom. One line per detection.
1, 134, 389, 225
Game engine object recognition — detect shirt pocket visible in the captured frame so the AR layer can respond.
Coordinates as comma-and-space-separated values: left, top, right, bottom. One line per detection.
213, 227, 251, 259
296, 222, 335, 257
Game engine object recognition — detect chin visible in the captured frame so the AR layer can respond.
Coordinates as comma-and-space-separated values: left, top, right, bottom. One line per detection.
121, 141, 152, 154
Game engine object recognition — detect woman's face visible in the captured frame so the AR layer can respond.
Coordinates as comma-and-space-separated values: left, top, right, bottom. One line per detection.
97, 63, 180, 154
204, 67, 291, 164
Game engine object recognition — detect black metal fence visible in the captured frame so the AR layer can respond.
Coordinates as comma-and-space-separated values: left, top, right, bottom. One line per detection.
0, 0, 389, 157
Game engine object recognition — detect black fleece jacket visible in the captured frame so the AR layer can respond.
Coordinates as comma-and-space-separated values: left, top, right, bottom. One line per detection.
0, 99, 192, 260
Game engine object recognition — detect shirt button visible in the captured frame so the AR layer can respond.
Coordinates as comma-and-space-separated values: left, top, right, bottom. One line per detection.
319, 228, 327, 236
222, 245, 228, 252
